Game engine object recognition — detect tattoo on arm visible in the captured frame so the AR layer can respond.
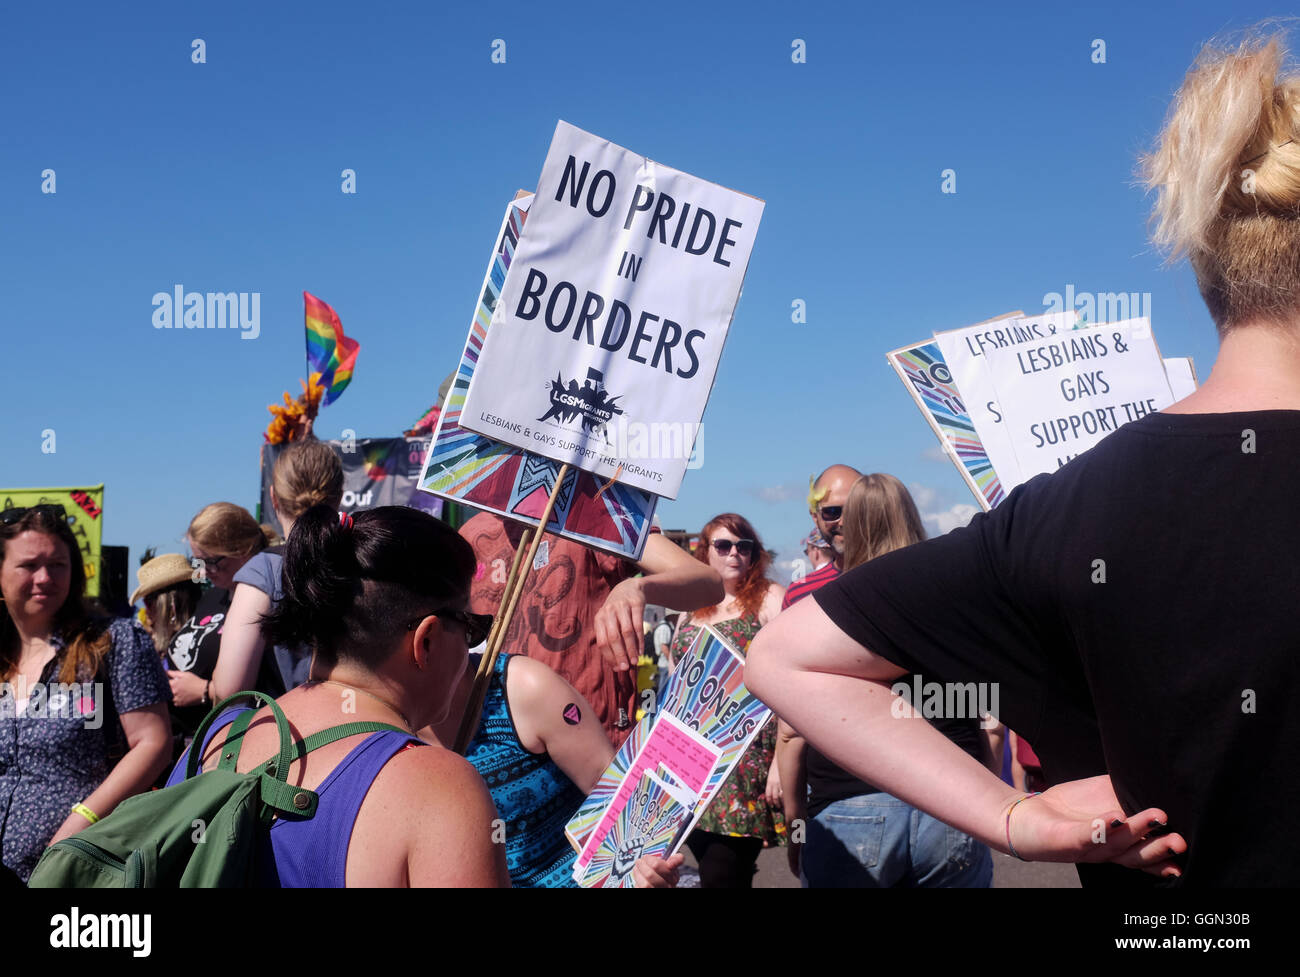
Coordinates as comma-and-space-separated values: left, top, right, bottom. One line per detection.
561, 702, 581, 726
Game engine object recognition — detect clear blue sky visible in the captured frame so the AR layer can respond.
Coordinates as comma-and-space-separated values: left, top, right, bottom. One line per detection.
1, 1, 1280, 594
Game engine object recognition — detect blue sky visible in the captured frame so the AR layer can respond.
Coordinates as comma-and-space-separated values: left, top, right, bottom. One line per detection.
1, 1, 1281, 593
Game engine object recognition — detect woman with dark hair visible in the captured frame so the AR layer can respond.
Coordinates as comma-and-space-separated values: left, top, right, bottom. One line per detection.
165, 504, 508, 886
667, 513, 785, 887
0, 505, 172, 884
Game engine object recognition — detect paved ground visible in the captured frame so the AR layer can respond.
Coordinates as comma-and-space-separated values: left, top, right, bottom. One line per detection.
679, 843, 1080, 888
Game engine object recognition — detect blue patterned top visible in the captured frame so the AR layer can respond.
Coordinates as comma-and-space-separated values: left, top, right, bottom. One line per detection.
0, 617, 170, 882
465, 653, 586, 888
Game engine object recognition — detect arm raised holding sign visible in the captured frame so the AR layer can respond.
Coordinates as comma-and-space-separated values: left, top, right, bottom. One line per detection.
595, 533, 723, 673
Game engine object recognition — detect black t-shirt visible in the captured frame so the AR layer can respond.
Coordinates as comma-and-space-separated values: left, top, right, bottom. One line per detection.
164, 586, 284, 736
785, 576, 987, 816
814, 410, 1300, 887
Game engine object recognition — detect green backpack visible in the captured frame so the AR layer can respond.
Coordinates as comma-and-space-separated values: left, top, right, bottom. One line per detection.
28, 691, 409, 888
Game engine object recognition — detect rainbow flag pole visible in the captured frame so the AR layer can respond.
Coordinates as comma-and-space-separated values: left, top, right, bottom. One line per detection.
304, 291, 360, 406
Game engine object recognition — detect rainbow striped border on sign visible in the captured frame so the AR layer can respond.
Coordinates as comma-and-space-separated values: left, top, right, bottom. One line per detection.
886, 341, 1005, 510
417, 195, 658, 559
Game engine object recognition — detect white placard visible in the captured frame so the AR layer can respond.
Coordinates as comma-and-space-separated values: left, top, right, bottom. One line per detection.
981, 317, 1174, 480
459, 121, 764, 498
1162, 356, 1199, 400
933, 310, 1080, 492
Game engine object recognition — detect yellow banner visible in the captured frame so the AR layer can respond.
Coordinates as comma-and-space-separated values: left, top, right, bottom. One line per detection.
1, 486, 105, 597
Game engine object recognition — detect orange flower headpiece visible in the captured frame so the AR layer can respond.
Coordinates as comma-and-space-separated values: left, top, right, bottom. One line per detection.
265, 373, 326, 445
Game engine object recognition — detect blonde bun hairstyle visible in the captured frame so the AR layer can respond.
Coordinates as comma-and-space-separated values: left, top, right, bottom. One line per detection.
1143, 29, 1300, 331
272, 438, 344, 521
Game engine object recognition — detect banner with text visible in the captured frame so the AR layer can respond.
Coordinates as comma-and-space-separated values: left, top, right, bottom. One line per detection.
566, 624, 770, 885
460, 121, 764, 498
418, 195, 658, 559
260, 437, 440, 537
979, 317, 1173, 481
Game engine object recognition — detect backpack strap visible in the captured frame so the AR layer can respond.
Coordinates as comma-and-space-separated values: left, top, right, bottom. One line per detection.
188, 695, 417, 822
216, 710, 259, 771
187, 691, 293, 781
257, 721, 416, 821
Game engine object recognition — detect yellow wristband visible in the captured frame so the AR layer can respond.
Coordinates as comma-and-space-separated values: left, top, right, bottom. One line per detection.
72, 803, 100, 825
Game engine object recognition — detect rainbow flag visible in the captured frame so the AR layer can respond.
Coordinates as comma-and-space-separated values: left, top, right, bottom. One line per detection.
304, 291, 360, 406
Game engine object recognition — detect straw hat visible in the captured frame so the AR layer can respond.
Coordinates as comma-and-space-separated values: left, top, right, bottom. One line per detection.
131, 553, 195, 605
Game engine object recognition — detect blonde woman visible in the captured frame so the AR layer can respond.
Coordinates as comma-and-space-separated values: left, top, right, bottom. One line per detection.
209, 438, 343, 701
781, 475, 993, 887
748, 30, 1300, 885
165, 503, 279, 732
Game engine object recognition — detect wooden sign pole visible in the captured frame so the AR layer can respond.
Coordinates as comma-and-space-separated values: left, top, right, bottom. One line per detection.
454, 463, 572, 754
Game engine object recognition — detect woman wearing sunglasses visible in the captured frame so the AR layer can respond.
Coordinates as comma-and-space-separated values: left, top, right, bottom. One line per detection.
1, 505, 172, 885
164, 502, 280, 736
666, 513, 785, 887
167, 504, 509, 886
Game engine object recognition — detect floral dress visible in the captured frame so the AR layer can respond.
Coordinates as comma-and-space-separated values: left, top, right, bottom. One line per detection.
669, 613, 785, 847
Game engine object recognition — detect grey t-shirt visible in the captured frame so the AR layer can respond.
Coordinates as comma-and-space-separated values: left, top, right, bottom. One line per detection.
233, 550, 312, 691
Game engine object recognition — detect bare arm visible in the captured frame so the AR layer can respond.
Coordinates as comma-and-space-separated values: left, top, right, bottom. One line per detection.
210, 583, 273, 700
596, 535, 723, 672
506, 655, 615, 793
775, 719, 808, 876
48, 703, 173, 845
745, 598, 1185, 874
758, 583, 787, 627
404, 750, 511, 887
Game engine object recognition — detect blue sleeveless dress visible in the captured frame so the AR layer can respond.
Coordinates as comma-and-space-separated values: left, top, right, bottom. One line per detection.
465, 653, 587, 888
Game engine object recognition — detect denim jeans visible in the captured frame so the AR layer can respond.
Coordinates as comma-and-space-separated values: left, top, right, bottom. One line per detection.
801, 792, 993, 888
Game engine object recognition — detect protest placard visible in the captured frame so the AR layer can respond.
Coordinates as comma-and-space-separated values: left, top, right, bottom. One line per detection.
459, 121, 764, 498
571, 712, 719, 885
1163, 356, 1198, 400
981, 317, 1174, 480
418, 194, 658, 558
2, 486, 104, 596
574, 769, 694, 888
565, 624, 770, 870
886, 341, 1006, 510
933, 310, 1085, 495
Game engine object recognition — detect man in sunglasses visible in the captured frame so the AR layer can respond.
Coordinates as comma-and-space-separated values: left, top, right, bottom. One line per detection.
775, 463, 860, 880
783, 464, 858, 607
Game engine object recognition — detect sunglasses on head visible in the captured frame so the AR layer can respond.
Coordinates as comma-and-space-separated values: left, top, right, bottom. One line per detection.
407, 608, 494, 647
818, 505, 843, 522
0, 504, 69, 527
709, 538, 756, 558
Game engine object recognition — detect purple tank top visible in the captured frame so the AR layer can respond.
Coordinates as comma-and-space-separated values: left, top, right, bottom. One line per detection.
168, 708, 421, 887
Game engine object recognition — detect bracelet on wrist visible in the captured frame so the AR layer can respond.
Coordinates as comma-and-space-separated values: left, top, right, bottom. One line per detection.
71, 802, 100, 825
1005, 792, 1040, 861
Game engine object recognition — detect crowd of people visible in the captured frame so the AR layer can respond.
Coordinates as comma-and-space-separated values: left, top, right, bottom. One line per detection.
4, 30, 1299, 887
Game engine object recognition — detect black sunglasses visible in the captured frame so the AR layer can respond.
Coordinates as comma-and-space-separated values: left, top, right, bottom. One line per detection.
1, 504, 68, 527
818, 505, 843, 522
709, 538, 756, 558
407, 608, 493, 647
190, 554, 228, 573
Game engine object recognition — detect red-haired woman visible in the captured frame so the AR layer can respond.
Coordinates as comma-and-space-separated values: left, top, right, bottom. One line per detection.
668, 513, 785, 887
